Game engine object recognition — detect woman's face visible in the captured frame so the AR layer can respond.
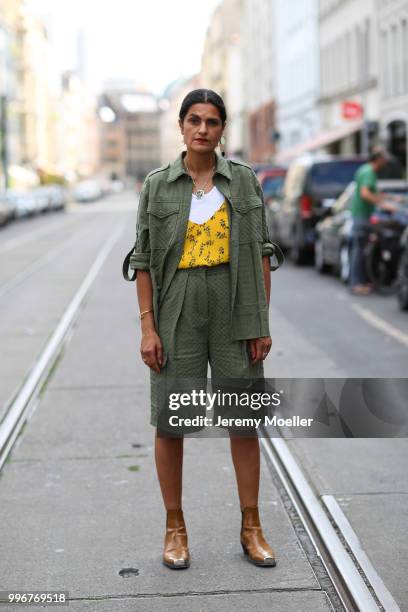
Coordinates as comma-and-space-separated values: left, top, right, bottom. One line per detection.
180, 103, 225, 154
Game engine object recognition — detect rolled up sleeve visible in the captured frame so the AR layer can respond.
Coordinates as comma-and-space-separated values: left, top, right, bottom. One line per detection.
132, 180, 152, 269
122, 180, 151, 281
252, 170, 285, 271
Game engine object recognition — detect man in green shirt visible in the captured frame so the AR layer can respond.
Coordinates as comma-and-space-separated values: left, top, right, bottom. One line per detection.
349, 149, 397, 294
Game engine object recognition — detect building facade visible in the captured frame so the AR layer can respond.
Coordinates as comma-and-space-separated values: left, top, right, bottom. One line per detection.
0, 0, 24, 187
275, 0, 320, 155
200, 0, 246, 159
98, 86, 161, 183
318, 0, 379, 155
224, 25, 245, 159
19, 10, 53, 170
243, 0, 277, 163
159, 74, 201, 166
377, 0, 408, 176
56, 70, 99, 182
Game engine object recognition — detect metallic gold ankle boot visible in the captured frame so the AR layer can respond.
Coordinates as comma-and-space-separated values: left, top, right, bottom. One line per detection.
240, 506, 276, 566
162, 508, 190, 569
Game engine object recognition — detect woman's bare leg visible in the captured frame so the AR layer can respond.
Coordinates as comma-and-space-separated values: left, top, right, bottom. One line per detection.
229, 434, 276, 564
154, 430, 184, 509
229, 435, 260, 509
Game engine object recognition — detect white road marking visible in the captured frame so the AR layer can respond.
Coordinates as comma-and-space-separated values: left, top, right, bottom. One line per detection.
351, 302, 408, 348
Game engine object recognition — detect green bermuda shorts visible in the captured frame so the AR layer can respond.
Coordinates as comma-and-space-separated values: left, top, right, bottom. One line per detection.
150, 263, 267, 433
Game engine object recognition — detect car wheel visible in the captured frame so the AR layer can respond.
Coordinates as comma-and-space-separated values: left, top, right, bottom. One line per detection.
290, 241, 307, 265
290, 223, 307, 265
397, 258, 408, 311
365, 241, 397, 295
314, 238, 330, 274
339, 244, 350, 284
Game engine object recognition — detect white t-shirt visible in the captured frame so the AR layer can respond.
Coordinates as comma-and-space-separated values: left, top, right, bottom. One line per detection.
189, 186, 225, 224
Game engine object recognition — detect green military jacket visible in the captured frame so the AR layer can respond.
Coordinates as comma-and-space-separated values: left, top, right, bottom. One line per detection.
122, 150, 284, 340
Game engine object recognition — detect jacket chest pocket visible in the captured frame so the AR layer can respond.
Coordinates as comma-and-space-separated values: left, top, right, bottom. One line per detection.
147, 202, 180, 249
234, 196, 263, 243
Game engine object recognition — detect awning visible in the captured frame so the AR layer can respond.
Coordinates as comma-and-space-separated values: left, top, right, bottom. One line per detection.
276, 119, 364, 163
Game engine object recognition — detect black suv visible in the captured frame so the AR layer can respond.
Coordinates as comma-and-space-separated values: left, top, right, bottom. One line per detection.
270, 155, 367, 264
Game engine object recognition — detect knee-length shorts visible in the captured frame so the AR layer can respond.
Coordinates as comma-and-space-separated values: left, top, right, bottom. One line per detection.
150, 263, 268, 434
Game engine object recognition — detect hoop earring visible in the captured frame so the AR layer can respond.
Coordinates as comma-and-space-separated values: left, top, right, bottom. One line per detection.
219, 135, 226, 157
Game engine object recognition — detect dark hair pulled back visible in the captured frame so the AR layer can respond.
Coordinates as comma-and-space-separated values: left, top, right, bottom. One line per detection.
369, 149, 388, 163
179, 89, 227, 126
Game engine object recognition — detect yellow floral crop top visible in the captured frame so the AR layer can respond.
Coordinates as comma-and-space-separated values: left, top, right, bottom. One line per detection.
178, 200, 230, 268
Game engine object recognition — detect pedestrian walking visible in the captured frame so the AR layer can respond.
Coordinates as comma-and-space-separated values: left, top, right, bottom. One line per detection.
349, 148, 398, 295
122, 89, 284, 570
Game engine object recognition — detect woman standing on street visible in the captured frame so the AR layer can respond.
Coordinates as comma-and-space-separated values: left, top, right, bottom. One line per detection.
123, 89, 284, 570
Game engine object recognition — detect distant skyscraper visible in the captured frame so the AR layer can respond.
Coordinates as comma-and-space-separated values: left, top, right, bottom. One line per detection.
76, 30, 86, 82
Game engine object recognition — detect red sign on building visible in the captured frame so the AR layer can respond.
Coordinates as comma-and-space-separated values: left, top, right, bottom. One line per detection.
341, 101, 363, 120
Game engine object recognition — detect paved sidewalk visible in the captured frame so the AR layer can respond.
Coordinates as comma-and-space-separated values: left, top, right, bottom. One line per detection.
0, 224, 332, 611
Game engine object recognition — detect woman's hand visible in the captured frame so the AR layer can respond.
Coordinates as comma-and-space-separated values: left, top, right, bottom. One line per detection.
140, 330, 163, 373
247, 336, 272, 364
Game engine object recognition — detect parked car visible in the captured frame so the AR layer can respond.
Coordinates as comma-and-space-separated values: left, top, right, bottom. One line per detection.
0, 192, 16, 226
314, 182, 355, 281
252, 162, 275, 175
4, 190, 38, 218
40, 185, 68, 210
110, 179, 124, 194
396, 226, 408, 310
32, 186, 52, 213
314, 180, 408, 286
257, 167, 287, 201
74, 180, 103, 203
258, 166, 287, 242
269, 154, 367, 264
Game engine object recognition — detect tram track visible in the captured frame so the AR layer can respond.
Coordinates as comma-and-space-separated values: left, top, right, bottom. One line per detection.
0, 213, 81, 256
260, 434, 401, 611
0, 213, 104, 298
0, 223, 125, 470
0, 214, 402, 611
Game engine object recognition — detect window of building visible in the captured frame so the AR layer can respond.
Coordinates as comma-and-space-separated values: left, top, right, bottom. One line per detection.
346, 30, 351, 89
365, 18, 371, 81
324, 47, 329, 96
391, 24, 399, 96
381, 29, 390, 98
328, 42, 334, 94
337, 37, 343, 91
351, 25, 359, 86
342, 33, 347, 89
402, 19, 408, 93
356, 24, 363, 87
320, 46, 325, 96
334, 37, 340, 92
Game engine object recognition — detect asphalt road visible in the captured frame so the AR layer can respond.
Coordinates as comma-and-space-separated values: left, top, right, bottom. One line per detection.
0, 191, 406, 610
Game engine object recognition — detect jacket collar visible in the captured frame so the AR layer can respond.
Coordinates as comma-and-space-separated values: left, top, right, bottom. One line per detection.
167, 150, 232, 183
